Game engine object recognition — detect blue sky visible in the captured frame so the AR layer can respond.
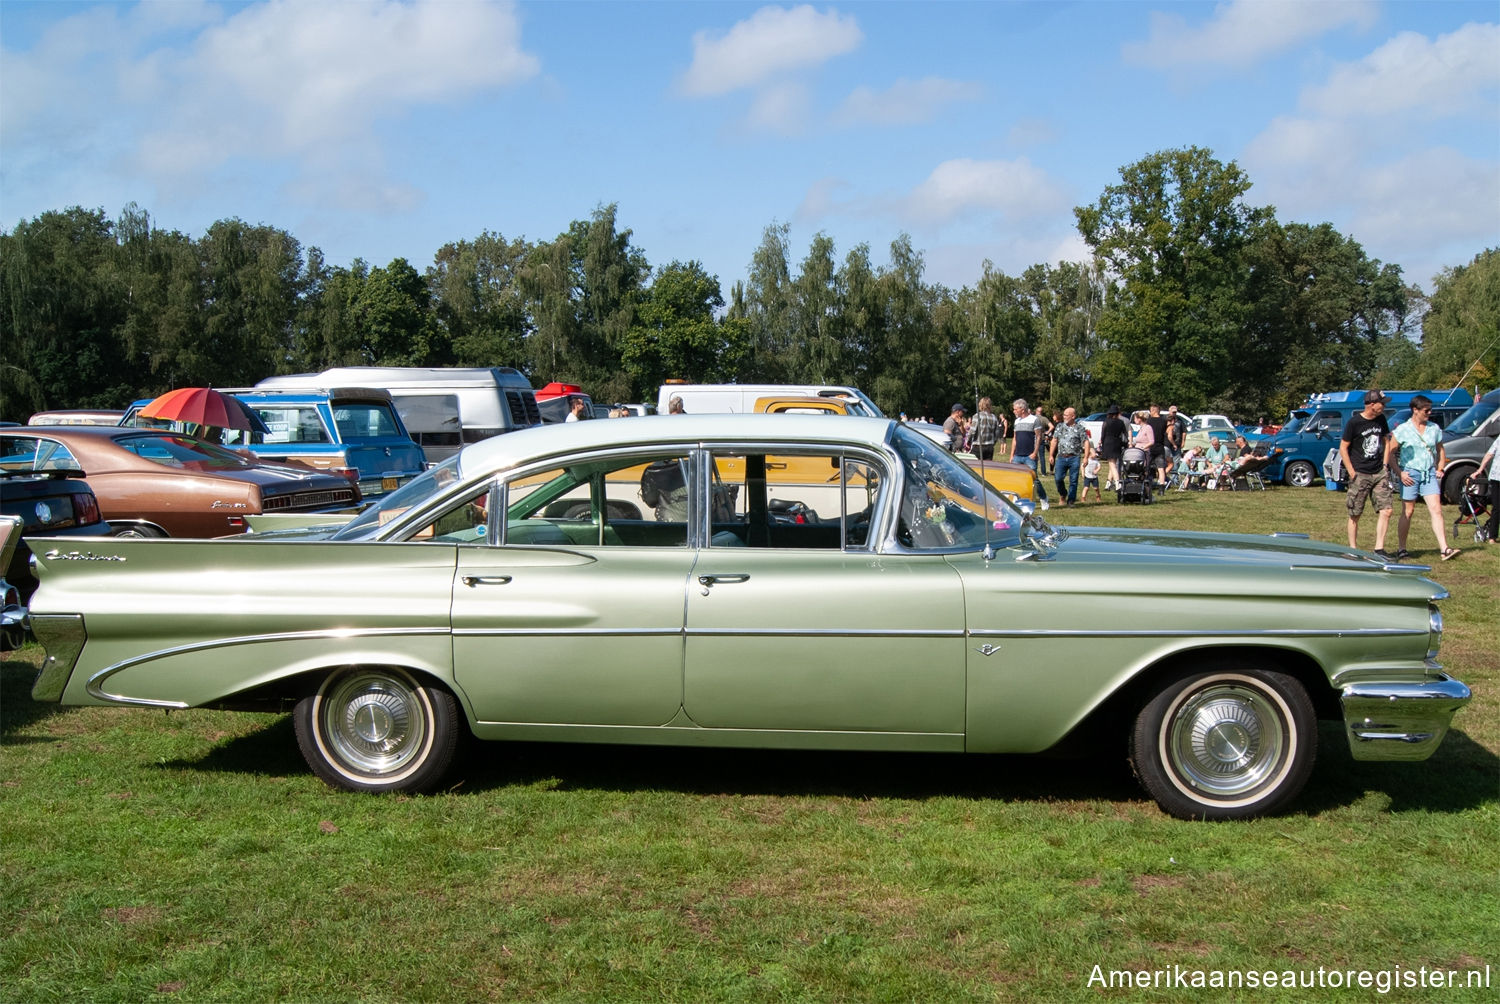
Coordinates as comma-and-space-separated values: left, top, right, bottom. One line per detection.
2, 1, 1496, 298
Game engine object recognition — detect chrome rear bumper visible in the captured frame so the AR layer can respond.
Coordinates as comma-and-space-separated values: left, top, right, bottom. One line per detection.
1342, 676, 1472, 761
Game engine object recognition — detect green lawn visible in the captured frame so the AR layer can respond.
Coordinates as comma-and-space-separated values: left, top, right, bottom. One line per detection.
2, 486, 1496, 1002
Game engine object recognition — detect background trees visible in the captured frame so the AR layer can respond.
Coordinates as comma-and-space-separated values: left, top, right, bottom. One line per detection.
1, 148, 1489, 424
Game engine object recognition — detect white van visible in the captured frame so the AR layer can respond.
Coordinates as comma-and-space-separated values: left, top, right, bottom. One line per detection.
657, 383, 884, 417
255, 367, 540, 463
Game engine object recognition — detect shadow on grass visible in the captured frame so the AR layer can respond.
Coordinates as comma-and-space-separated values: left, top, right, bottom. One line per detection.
157, 714, 306, 778
0, 657, 70, 739
1296, 722, 1500, 816
165, 719, 1497, 815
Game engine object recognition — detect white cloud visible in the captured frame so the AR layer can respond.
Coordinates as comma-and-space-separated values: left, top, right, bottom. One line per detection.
0, 0, 539, 215
1302, 23, 1500, 118
902, 158, 1068, 227
1242, 21, 1500, 288
741, 82, 814, 137
1123, 0, 1377, 70
679, 5, 862, 97
833, 77, 982, 127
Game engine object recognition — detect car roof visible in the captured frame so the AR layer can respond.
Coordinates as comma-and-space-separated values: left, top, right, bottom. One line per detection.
455, 413, 896, 477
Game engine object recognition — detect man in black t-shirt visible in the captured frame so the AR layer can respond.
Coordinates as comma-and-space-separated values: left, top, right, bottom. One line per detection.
1339, 390, 1394, 558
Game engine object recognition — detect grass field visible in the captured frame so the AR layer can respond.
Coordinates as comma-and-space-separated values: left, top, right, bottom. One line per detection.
2, 485, 1495, 1002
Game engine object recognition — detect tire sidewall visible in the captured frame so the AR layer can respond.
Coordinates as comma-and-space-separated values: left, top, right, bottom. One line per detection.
1133, 668, 1316, 820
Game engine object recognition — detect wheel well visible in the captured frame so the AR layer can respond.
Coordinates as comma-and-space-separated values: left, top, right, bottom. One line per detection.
109, 520, 169, 537
204, 663, 463, 716
1054, 645, 1341, 753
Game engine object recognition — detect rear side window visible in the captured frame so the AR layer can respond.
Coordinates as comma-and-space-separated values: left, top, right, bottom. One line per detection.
0, 435, 82, 472
253, 406, 331, 445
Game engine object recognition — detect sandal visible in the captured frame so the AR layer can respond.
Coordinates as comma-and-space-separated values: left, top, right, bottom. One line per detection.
1440, 548, 1460, 561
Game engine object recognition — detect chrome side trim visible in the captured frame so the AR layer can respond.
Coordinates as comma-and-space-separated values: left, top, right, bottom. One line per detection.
29, 613, 86, 702
689, 627, 960, 638
452, 627, 681, 637
451, 627, 962, 639
967, 626, 1426, 639
84, 626, 446, 706
1342, 676, 1472, 762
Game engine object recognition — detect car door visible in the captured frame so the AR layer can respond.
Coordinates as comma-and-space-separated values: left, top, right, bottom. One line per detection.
681, 447, 966, 745
449, 455, 696, 728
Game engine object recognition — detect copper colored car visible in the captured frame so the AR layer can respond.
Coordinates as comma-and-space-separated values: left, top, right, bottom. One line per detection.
3, 427, 360, 538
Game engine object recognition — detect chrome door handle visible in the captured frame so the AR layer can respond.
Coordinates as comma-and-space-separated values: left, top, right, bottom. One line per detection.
697, 573, 750, 586
697, 572, 750, 594
461, 575, 513, 587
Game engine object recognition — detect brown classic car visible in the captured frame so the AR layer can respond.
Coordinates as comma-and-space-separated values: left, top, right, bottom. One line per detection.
2, 427, 361, 538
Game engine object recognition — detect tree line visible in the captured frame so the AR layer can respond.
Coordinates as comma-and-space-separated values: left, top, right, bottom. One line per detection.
2, 146, 1495, 425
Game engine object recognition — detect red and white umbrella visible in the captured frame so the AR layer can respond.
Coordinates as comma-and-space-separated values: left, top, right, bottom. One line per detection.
138, 387, 268, 432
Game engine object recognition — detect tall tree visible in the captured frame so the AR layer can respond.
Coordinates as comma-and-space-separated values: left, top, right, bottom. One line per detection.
427, 231, 532, 368
1075, 147, 1274, 410
0, 207, 134, 418
621, 260, 739, 394
741, 223, 794, 380
1411, 248, 1499, 392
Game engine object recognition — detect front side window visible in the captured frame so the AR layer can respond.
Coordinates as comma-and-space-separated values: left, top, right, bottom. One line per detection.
705, 449, 881, 550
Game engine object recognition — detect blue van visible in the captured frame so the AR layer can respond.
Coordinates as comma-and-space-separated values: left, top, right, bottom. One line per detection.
1262, 388, 1473, 487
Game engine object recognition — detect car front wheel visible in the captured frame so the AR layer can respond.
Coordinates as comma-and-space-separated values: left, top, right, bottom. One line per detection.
294, 667, 460, 793
1441, 464, 1476, 506
1283, 460, 1317, 488
1130, 667, 1316, 820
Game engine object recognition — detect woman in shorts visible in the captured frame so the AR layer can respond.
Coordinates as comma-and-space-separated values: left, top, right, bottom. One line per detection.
1391, 395, 1458, 561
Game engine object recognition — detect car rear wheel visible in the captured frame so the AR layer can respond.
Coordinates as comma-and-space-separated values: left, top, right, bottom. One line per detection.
1284, 461, 1317, 488
294, 667, 460, 793
1130, 667, 1316, 820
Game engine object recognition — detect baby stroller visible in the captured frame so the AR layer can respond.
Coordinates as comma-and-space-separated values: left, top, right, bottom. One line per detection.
1454, 476, 1491, 543
1117, 447, 1154, 504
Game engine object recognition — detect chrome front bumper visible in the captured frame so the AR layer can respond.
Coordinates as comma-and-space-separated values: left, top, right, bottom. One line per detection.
1342, 675, 1472, 761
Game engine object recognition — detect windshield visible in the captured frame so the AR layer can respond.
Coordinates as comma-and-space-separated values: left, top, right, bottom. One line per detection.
843, 389, 884, 417
331, 456, 462, 540
888, 425, 1023, 550
1279, 412, 1309, 435
1445, 397, 1498, 438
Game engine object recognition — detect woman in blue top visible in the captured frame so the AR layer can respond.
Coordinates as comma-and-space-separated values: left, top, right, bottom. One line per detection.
1389, 395, 1458, 560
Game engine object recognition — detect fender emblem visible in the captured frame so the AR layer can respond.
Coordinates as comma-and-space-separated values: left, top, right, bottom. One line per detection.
975, 644, 1001, 656
44, 550, 126, 562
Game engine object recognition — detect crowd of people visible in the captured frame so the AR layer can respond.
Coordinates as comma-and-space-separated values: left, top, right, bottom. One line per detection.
933, 390, 1481, 560
938, 398, 1251, 506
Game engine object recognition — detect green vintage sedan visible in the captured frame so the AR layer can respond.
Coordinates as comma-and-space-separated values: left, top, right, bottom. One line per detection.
26, 416, 1470, 819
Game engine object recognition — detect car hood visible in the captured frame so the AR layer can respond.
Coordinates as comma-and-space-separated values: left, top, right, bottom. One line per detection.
1030, 526, 1444, 600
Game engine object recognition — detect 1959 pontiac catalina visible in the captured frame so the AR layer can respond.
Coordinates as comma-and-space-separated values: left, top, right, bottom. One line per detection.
26, 415, 1470, 819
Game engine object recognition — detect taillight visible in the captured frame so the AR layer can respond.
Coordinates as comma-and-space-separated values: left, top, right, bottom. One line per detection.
74, 492, 103, 526
226, 516, 248, 532
332, 467, 359, 486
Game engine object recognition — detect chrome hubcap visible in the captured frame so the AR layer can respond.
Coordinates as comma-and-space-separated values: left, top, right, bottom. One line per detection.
320, 671, 427, 776
1168, 685, 1285, 797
